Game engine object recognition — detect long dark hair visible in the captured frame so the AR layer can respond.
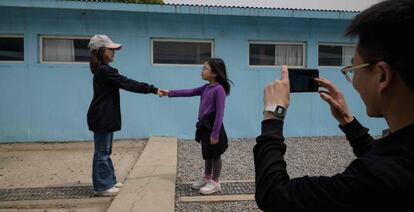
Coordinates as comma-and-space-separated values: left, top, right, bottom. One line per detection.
205, 58, 233, 95
89, 47, 105, 74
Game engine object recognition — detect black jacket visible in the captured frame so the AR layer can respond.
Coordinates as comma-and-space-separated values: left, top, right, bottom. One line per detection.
195, 112, 228, 159
254, 118, 414, 212
87, 64, 158, 132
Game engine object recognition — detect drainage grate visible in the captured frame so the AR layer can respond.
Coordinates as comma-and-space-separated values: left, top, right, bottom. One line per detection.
176, 181, 255, 197
0, 186, 95, 201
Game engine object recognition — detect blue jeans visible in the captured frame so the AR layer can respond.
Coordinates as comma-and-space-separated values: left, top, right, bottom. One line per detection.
92, 132, 117, 192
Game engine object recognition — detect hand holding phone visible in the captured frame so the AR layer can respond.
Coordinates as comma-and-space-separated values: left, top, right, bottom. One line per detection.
288, 68, 319, 92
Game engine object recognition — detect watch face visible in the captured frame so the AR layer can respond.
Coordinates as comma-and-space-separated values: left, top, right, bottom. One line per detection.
276, 106, 284, 114
264, 105, 286, 119
275, 105, 285, 116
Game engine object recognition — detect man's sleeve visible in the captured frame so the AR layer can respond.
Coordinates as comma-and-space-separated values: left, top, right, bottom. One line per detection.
339, 118, 375, 157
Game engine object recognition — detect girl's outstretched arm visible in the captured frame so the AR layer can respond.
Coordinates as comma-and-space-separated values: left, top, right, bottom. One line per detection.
102, 65, 158, 94
168, 85, 206, 97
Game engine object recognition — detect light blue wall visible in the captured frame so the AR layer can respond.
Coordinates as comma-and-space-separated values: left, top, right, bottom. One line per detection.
0, 6, 387, 142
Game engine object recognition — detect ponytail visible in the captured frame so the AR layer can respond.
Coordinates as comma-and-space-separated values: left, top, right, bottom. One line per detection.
89, 47, 105, 74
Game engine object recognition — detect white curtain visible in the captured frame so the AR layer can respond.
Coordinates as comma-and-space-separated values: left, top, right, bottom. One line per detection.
275, 44, 303, 66
342, 46, 355, 66
43, 38, 75, 62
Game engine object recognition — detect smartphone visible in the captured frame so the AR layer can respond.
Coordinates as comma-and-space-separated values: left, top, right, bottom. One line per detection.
288, 68, 319, 92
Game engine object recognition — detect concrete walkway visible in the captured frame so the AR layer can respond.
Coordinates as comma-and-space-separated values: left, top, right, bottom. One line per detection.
0, 137, 178, 211
108, 136, 177, 212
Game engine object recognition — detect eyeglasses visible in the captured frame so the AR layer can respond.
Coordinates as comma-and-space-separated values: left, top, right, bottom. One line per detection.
341, 61, 379, 83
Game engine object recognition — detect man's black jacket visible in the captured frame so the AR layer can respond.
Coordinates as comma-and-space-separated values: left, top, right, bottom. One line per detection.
254, 118, 414, 211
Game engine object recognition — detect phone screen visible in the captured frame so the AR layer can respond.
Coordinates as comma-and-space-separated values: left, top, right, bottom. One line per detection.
288, 68, 319, 93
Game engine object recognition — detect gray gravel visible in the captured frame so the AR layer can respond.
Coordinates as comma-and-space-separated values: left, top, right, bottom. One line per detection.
176, 201, 260, 212
176, 136, 356, 211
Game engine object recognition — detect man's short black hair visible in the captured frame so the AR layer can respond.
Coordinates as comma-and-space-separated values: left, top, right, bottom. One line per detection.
345, 0, 414, 91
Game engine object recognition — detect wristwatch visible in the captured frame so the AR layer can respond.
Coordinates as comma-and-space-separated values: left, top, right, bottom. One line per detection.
264, 105, 286, 120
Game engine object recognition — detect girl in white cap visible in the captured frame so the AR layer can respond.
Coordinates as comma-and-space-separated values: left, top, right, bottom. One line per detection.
87, 35, 162, 196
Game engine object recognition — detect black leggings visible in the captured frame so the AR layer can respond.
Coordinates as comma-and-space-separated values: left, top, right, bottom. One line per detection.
204, 156, 222, 181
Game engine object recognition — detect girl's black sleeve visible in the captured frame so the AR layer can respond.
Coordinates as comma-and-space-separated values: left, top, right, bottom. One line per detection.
103, 66, 158, 94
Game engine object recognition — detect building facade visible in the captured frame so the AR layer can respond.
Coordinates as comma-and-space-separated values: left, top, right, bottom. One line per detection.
0, 0, 387, 142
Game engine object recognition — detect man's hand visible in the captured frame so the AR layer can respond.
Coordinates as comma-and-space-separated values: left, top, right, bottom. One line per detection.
157, 89, 169, 97
264, 65, 290, 107
315, 77, 354, 125
263, 65, 290, 120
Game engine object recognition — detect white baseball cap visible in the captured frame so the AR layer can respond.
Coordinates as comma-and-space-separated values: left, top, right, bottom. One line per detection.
88, 35, 122, 51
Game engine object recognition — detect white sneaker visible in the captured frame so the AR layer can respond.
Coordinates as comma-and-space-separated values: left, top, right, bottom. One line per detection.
94, 186, 120, 196
199, 180, 221, 195
114, 182, 123, 188
191, 178, 209, 190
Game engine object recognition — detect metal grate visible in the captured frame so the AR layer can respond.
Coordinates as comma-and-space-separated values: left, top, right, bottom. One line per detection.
176, 181, 255, 197
0, 186, 95, 201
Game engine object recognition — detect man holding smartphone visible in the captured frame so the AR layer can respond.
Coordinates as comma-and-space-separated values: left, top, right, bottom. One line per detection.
254, 0, 414, 211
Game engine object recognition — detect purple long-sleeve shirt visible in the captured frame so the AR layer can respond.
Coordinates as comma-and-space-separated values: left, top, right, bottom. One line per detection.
168, 83, 226, 140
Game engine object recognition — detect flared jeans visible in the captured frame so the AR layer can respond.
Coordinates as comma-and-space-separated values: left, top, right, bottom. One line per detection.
92, 132, 117, 192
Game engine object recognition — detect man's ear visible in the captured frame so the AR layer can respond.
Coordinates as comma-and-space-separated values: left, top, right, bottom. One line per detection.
376, 61, 394, 93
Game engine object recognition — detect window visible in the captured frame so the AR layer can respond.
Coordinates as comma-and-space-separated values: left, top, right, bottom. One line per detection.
249, 42, 305, 67
318, 44, 355, 66
152, 39, 213, 65
0, 35, 24, 62
40, 36, 90, 63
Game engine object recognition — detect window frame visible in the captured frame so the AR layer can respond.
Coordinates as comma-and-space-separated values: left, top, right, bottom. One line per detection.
0, 34, 25, 63
150, 38, 214, 67
249, 41, 306, 68
318, 43, 356, 68
39, 35, 91, 64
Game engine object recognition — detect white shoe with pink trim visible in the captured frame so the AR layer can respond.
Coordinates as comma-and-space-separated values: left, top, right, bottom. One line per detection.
199, 180, 221, 195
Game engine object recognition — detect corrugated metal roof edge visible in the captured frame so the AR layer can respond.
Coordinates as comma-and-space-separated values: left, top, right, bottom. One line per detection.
167, 3, 360, 13
63, 0, 361, 13
0, 0, 359, 20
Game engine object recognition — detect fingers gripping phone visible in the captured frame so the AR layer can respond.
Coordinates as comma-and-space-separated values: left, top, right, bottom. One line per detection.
288, 68, 319, 92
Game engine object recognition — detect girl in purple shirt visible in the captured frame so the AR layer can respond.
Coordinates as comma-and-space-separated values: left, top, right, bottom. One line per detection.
159, 58, 232, 195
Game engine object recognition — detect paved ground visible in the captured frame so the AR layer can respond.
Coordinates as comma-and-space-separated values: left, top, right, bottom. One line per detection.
0, 136, 357, 212
0, 139, 146, 211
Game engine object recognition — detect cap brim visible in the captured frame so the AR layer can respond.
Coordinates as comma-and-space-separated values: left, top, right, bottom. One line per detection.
105, 43, 122, 50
